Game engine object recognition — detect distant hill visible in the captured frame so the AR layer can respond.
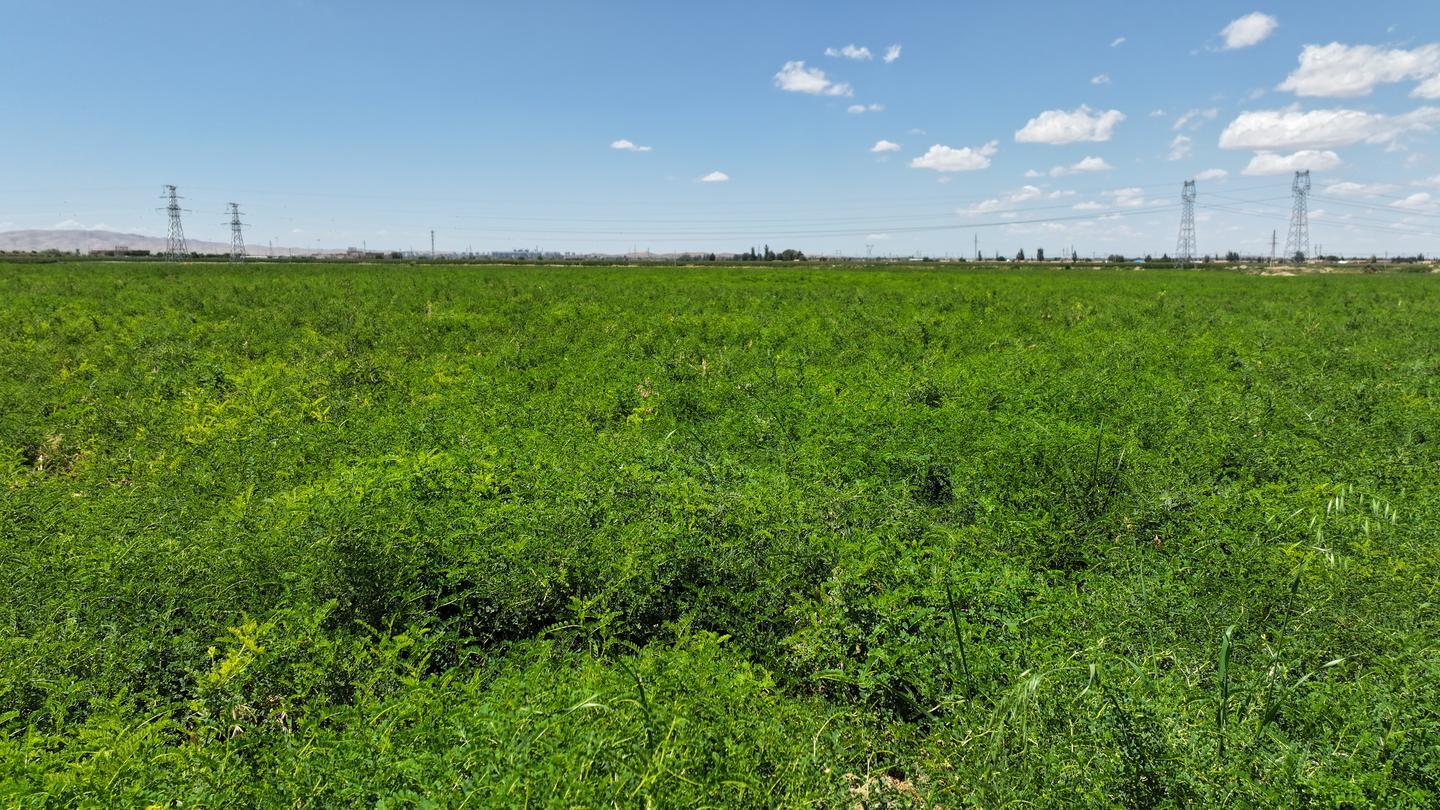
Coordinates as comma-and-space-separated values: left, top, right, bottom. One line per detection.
0, 229, 314, 256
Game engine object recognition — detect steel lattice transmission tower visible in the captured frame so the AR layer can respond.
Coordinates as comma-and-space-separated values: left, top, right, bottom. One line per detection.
160, 185, 189, 261
225, 202, 247, 262
1176, 179, 1197, 267
1284, 169, 1311, 264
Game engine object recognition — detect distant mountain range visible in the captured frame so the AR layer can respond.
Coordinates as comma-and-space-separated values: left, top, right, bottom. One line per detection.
0, 229, 318, 256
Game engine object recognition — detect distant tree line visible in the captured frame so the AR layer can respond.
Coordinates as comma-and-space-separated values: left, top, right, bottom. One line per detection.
732, 245, 806, 261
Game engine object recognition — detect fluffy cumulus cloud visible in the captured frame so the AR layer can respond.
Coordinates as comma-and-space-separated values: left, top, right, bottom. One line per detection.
958, 184, 1071, 215
1218, 105, 1440, 150
1324, 181, 1397, 196
870, 139, 901, 153
1049, 156, 1113, 176
883, 44, 902, 63
1104, 187, 1150, 208
698, 171, 730, 183
610, 139, 652, 152
773, 61, 852, 96
1278, 43, 1440, 97
825, 44, 872, 60
1391, 192, 1435, 210
1221, 12, 1278, 50
847, 103, 884, 114
1195, 168, 1229, 180
1015, 106, 1125, 144
911, 141, 999, 172
1168, 134, 1193, 161
1241, 150, 1342, 175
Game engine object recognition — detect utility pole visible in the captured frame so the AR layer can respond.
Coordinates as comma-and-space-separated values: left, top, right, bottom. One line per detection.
973, 233, 979, 261
1270, 230, 1277, 265
430, 230, 436, 259
160, 185, 189, 261
1285, 169, 1311, 264
1176, 180, 1197, 267
225, 202, 246, 263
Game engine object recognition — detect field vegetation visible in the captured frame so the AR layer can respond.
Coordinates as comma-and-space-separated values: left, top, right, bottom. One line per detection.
2, 261, 1437, 806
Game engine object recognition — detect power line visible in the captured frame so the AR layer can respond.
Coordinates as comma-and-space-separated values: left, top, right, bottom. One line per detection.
1311, 194, 1440, 220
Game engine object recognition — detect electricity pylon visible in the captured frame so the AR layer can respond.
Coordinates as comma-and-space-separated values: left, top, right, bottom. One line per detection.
1176, 179, 1197, 267
160, 185, 189, 261
1284, 170, 1311, 264
225, 203, 247, 263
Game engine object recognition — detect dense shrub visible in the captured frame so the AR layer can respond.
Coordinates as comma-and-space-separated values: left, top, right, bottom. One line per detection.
1, 262, 1437, 805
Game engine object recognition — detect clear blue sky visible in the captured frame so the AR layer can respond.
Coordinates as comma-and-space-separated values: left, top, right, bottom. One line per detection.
2, 0, 1438, 257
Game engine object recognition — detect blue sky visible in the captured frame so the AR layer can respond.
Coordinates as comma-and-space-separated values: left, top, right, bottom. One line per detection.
2, 0, 1439, 256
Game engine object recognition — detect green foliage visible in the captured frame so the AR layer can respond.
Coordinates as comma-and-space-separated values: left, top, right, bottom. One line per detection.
1, 262, 1438, 805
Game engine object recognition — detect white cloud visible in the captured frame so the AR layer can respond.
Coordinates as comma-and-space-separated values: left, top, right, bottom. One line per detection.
1049, 156, 1113, 176
1195, 168, 1229, 180
1091, 74, 1111, 85
870, 139, 901, 153
698, 171, 730, 183
1221, 12, 1278, 50
847, 103, 884, 114
957, 184, 1064, 215
1168, 134, 1193, 161
1218, 105, 1440, 150
1024, 169, 1043, 177
1104, 187, 1150, 207
1073, 201, 1106, 211
610, 138, 652, 152
1323, 181, 1397, 196
911, 141, 999, 172
1149, 109, 1168, 118
959, 198, 1003, 215
52, 219, 83, 229
1391, 192, 1434, 210
1015, 106, 1126, 144
1111, 36, 1127, 47
1241, 150, 1342, 175
883, 44, 902, 63
825, 44, 872, 60
1278, 43, 1440, 97
1173, 108, 1218, 131
773, 61, 852, 96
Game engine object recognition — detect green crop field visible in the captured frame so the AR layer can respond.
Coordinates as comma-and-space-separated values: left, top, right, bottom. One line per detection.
2, 261, 1438, 806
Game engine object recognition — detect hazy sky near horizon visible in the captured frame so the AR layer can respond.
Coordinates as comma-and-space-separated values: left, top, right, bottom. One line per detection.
3, 0, 1440, 256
